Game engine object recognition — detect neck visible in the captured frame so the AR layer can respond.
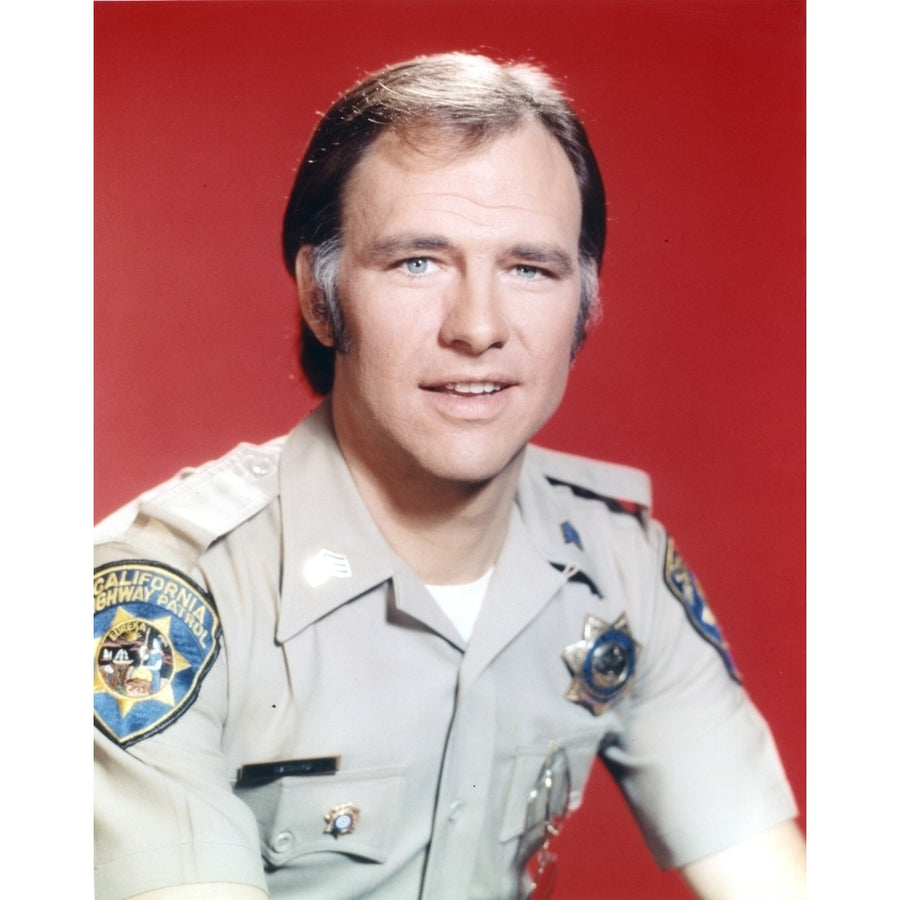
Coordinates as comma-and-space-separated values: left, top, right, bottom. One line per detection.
340, 445, 524, 586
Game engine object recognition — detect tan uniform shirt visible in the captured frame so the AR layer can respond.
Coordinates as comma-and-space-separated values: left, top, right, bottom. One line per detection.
94, 403, 796, 899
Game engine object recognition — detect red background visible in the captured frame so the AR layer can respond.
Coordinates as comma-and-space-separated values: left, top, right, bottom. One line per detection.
95, 2, 805, 897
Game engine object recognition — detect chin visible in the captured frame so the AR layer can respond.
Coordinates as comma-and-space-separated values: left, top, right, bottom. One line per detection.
418, 444, 525, 488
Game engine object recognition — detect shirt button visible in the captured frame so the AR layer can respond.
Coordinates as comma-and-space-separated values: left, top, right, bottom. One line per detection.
249, 457, 272, 477
273, 831, 294, 852
448, 800, 463, 821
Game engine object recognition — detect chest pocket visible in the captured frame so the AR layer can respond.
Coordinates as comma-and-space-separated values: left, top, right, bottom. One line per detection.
237, 764, 407, 867
498, 731, 600, 844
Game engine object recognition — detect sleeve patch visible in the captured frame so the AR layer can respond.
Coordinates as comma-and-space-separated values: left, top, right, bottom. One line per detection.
663, 538, 741, 683
93, 560, 222, 747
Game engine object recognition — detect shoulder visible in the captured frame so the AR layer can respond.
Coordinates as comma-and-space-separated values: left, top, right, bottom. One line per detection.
523, 444, 652, 524
95, 436, 286, 571
94, 436, 286, 748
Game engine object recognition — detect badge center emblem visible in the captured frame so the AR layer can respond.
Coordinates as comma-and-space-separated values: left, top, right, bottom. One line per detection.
584, 632, 632, 695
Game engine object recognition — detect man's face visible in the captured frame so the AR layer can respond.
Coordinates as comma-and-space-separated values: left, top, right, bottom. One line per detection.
320, 120, 584, 489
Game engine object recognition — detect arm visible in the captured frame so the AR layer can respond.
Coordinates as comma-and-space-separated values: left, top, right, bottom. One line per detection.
94, 556, 269, 900
681, 820, 806, 900
127, 886, 267, 900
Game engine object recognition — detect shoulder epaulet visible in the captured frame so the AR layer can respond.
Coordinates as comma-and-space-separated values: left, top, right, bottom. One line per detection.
527, 444, 652, 526
95, 437, 284, 563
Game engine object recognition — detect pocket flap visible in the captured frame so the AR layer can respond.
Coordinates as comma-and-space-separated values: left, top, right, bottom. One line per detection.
254, 764, 407, 867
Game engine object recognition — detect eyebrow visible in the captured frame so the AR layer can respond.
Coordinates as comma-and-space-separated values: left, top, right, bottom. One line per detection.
364, 234, 453, 264
363, 234, 576, 275
507, 243, 575, 276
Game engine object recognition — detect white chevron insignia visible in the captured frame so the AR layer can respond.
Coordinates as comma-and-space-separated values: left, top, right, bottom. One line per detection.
303, 549, 353, 587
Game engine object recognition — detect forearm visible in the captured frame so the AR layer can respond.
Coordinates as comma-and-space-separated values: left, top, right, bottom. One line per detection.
681, 820, 806, 900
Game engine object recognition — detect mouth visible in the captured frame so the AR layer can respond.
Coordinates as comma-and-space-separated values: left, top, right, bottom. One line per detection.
422, 380, 514, 397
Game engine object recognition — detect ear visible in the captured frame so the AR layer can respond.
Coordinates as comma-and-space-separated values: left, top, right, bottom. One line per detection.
295, 246, 335, 347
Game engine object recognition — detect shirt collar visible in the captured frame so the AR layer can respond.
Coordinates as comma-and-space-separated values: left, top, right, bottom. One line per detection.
275, 404, 598, 653
277, 400, 397, 643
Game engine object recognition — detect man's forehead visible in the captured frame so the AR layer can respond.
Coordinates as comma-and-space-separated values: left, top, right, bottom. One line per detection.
336, 123, 583, 266
341, 121, 581, 223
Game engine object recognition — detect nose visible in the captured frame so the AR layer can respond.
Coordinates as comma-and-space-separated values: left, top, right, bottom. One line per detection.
439, 271, 509, 354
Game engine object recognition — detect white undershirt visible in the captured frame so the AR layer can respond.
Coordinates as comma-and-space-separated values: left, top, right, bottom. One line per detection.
425, 567, 494, 643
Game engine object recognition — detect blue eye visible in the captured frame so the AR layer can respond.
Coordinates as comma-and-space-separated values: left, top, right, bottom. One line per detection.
404, 258, 431, 275
515, 264, 540, 279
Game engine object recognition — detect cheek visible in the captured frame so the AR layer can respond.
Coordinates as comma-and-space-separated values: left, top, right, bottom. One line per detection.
527, 308, 581, 367
532, 317, 580, 403
342, 312, 426, 386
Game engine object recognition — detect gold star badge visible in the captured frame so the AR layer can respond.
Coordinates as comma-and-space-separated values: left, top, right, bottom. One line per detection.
562, 613, 640, 715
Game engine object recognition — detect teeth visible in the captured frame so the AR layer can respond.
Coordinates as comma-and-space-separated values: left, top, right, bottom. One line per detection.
445, 382, 504, 395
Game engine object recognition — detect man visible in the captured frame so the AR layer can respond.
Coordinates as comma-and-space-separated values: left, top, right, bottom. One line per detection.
94, 53, 805, 899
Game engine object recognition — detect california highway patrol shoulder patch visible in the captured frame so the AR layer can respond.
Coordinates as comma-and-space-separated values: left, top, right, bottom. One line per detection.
663, 537, 740, 682
94, 560, 222, 747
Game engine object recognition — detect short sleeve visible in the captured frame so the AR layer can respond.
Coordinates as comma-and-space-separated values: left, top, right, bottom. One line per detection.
599, 523, 797, 868
94, 550, 267, 900
94, 638, 268, 899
